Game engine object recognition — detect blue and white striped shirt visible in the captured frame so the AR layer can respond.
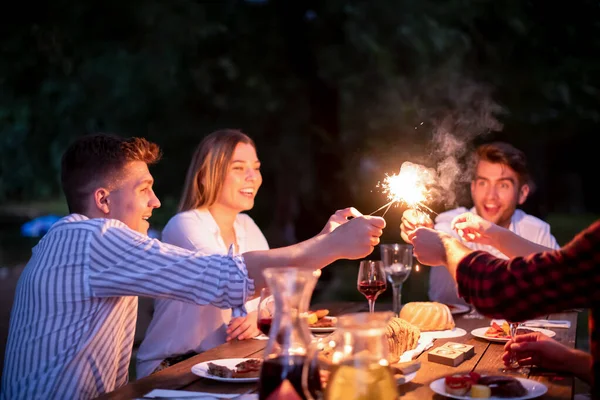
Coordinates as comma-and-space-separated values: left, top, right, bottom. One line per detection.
1, 214, 254, 400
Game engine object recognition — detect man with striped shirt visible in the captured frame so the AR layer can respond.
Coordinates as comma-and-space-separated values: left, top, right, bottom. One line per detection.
1, 134, 385, 400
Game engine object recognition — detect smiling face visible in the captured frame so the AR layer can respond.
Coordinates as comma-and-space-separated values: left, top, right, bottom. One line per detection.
470, 160, 529, 228
104, 161, 161, 235
213, 142, 262, 214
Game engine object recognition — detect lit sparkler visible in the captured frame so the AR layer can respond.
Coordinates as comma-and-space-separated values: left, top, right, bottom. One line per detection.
370, 161, 438, 217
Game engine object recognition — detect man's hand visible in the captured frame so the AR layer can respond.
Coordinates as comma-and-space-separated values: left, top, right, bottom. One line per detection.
319, 207, 363, 235
226, 311, 260, 341
451, 212, 496, 245
328, 215, 386, 259
409, 227, 453, 266
400, 209, 434, 243
502, 332, 579, 372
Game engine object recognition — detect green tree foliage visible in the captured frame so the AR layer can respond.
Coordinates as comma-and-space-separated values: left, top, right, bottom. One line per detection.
1, 0, 599, 239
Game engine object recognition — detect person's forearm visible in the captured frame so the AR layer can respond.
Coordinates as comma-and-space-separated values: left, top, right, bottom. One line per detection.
243, 233, 339, 290
441, 235, 474, 282
488, 225, 555, 257
564, 348, 593, 384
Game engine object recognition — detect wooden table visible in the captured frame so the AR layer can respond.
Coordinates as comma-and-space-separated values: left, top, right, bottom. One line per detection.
96, 302, 580, 399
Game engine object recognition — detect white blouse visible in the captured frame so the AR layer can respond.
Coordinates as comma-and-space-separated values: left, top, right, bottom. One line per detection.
136, 209, 269, 378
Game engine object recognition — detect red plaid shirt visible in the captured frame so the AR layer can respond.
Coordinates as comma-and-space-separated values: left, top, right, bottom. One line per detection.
456, 219, 600, 396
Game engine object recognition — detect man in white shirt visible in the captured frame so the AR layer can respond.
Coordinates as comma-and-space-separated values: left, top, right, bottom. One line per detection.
401, 142, 558, 306
1, 133, 385, 400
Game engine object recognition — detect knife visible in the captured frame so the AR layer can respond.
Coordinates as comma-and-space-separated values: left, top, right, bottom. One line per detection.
521, 320, 570, 328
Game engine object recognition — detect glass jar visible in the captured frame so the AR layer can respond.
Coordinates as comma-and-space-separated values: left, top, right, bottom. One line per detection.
258, 267, 322, 400
305, 311, 397, 400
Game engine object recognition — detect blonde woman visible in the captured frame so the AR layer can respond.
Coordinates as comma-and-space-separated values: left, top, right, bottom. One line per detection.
136, 129, 268, 377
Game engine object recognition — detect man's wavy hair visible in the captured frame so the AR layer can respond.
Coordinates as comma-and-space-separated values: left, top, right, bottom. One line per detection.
471, 141, 533, 191
60, 133, 162, 213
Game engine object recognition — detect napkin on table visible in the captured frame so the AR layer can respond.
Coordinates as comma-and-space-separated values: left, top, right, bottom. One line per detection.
399, 335, 434, 362
141, 389, 257, 399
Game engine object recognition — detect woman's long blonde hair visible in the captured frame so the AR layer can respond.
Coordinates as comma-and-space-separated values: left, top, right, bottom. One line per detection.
179, 129, 256, 212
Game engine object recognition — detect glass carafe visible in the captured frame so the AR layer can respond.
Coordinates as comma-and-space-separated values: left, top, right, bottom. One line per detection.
258, 267, 323, 400
304, 312, 397, 400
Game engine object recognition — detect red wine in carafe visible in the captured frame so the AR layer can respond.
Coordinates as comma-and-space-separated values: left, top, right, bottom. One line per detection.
258, 355, 321, 400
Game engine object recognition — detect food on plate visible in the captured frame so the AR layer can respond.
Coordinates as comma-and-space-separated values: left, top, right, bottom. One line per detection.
484, 321, 536, 339
399, 302, 456, 331
478, 375, 527, 397
444, 372, 480, 396
311, 318, 335, 328
385, 318, 420, 363
485, 321, 510, 338
307, 309, 335, 328
443, 373, 527, 398
234, 358, 263, 377
207, 358, 263, 379
318, 319, 419, 365
207, 362, 235, 378
470, 384, 492, 398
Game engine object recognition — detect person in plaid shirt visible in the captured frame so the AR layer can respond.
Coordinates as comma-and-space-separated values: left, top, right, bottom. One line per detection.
404, 211, 599, 396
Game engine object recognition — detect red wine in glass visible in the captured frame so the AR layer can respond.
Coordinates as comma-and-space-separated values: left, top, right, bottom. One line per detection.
357, 260, 387, 313
257, 317, 272, 336
258, 355, 322, 400
358, 280, 386, 301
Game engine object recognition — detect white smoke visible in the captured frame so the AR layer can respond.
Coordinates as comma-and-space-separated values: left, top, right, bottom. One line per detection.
419, 76, 505, 207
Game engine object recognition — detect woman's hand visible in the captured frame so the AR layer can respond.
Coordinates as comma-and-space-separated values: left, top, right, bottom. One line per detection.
319, 207, 363, 235
226, 311, 261, 341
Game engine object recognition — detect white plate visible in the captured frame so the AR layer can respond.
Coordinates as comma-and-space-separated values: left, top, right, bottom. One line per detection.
309, 316, 337, 333
421, 327, 467, 340
398, 371, 418, 385
471, 327, 556, 343
430, 376, 548, 399
445, 303, 471, 315
191, 358, 260, 383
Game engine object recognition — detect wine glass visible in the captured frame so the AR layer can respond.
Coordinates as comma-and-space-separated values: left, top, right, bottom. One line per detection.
501, 321, 530, 375
256, 288, 275, 337
357, 260, 387, 314
379, 243, 413, 317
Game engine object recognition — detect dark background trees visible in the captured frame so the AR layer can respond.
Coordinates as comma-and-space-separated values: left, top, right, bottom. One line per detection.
1, 0, 598, 244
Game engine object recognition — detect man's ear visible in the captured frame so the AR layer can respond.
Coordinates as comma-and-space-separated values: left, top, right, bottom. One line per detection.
94, 188, 111, 214
517, 184, 530, 205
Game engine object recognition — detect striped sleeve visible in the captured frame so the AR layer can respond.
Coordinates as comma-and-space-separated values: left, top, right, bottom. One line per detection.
87, 221, 254, 309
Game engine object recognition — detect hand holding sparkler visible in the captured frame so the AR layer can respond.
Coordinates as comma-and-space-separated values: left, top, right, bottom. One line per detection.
400, 209, 434, 244
319, 207, 363, 235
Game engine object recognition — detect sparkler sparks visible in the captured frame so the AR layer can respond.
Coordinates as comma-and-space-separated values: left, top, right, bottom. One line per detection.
371, 161, 438, 217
